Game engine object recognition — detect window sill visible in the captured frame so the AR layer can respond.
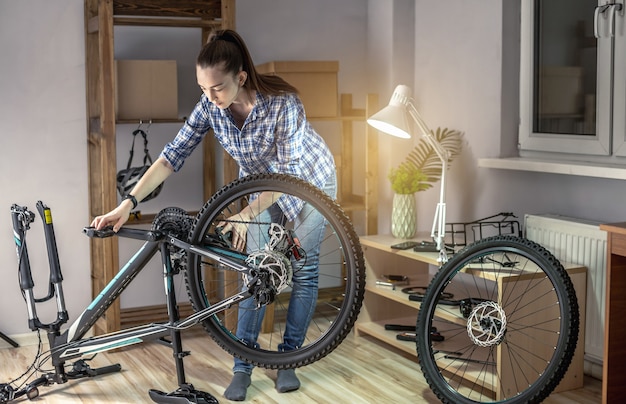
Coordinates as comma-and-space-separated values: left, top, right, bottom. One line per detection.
478, 157, 626, 180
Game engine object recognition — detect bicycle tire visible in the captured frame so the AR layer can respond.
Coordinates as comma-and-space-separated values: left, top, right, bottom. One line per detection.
184, 173, 365, 368
416, 235, 579, 404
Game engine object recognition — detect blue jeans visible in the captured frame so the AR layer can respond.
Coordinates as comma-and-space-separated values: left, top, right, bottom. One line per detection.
232, 173, 337, 374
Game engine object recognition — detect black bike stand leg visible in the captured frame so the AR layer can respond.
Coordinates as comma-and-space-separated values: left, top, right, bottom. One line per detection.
0, 330, 18, 348
147, 321, 218, 404
148, 245, 218, 404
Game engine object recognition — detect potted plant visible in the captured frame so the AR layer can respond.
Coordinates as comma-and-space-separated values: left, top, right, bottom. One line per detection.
389, 127, 463, 238
388, 164, 429, 195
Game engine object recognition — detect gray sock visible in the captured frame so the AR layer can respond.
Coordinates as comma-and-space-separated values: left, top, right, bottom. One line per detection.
276, 369, 300, 393
224, 372, 251, 401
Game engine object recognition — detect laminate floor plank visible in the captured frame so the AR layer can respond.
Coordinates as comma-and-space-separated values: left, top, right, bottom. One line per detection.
0, 330, 602, 403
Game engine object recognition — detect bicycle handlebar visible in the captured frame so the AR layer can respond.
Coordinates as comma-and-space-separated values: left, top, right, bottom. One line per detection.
83, 226, 164, 242
83, 226, 116, 238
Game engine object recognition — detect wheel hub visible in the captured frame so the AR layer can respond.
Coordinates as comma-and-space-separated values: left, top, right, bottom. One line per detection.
466, 301, 507, 347
244, 250, 293, 308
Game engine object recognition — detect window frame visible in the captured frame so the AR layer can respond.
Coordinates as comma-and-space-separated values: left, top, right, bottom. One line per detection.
518, 0, 615, 159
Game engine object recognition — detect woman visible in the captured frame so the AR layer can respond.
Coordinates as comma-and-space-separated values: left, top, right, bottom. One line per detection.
91, 29, 337, 401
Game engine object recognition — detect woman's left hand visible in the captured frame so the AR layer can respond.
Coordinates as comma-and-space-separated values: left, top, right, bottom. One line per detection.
219, 212, 251, 251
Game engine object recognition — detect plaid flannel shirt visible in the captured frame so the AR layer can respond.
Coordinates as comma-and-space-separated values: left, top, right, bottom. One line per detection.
160, 91, 335, 220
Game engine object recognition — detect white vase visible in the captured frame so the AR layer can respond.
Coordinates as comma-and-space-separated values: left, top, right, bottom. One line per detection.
391, 193, 417, 239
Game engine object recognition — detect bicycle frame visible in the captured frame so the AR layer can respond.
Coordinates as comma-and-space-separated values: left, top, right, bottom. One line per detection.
8, 201, 253, 401
57, 230, 250, 359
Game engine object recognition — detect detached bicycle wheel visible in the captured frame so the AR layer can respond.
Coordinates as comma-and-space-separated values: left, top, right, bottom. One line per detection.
416, 236, 579, 404
185, 173, 365, 368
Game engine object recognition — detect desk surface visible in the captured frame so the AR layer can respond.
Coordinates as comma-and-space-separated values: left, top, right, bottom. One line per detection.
600, 222, 626, 234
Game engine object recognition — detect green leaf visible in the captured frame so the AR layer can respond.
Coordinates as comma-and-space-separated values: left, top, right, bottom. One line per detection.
389, 127, 463, 192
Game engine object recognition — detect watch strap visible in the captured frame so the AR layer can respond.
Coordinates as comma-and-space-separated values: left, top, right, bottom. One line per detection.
123, 194, 138, 209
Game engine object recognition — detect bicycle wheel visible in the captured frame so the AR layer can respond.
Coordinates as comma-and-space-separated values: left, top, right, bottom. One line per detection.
416, 236, 579, 404
185, 173, 365, 368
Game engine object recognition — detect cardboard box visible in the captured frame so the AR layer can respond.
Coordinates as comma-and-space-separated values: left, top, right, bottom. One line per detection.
115, 60, 178, 120
256, 61, 338, 118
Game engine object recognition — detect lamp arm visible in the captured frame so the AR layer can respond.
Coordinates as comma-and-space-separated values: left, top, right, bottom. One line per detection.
406, 100, 449, 263
405, 101, 449, 163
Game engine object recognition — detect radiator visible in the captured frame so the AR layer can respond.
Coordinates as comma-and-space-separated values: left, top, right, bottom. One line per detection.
525, 214, 606, 364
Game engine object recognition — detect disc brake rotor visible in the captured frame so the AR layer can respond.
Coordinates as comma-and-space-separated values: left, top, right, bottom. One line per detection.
466, 301, 507, 347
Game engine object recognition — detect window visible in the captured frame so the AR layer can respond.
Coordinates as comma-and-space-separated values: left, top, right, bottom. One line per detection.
519, 0, 626, 162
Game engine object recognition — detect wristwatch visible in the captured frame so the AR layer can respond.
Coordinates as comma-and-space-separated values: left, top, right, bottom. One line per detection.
123, 194, 138, 209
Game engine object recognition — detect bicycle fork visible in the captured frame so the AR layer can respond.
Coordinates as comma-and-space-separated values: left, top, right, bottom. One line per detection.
11, 202, 69, 333
10, 202, 71, 385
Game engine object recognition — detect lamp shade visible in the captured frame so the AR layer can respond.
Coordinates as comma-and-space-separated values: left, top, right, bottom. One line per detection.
366, 84, 413, 139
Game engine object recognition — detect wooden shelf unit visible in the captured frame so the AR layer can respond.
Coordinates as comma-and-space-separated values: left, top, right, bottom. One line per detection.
84, 0, 234, 335
313, 93, 379, 236
355, 233, 438, 356
356, 233, 587, 396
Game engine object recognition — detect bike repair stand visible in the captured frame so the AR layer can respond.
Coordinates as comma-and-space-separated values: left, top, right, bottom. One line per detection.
0, 331, 18, 349
147, 242, 218, 404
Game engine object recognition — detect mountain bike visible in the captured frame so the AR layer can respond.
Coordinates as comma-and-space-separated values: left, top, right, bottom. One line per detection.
0, 173, 365, 404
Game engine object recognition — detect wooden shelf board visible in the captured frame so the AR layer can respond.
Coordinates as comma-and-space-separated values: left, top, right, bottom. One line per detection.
360, 234, 441, 266
309, 115, 366, 122
116, 118, 185, 124
339, 194, 365, 212
355, 319, 419, 357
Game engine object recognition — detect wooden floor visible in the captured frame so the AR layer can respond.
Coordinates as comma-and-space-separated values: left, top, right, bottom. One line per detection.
0, 329, 602, 403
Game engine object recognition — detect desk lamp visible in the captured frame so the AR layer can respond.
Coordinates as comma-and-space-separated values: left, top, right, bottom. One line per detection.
367, 84, 449, 263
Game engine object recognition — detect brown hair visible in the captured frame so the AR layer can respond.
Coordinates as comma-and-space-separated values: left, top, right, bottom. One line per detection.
198, 29, 298, 96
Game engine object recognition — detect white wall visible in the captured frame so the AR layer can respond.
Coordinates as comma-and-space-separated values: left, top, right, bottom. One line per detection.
0, 0, 90, 338
411, 0, 507, 231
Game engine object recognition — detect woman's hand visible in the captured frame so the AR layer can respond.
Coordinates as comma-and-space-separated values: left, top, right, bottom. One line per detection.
219, 212, 251, 251
91, 200, 133, 232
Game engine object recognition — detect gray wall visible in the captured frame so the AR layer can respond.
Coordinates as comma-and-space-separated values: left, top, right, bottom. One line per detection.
0, 1, 90, 338
1, 0, 623, 340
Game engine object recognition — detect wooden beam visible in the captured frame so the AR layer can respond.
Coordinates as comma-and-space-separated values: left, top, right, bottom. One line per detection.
85, 0, 121, 335
221, 0, 236, 29
365, 94, 379, 235
112, 0, 221, 18
113, 16, 222, 28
